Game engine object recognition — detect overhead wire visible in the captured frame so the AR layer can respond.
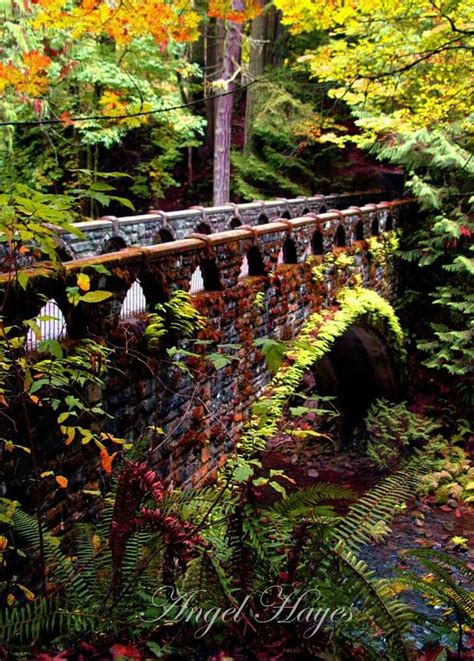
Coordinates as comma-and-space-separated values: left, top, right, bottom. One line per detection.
0, 78, 264, 128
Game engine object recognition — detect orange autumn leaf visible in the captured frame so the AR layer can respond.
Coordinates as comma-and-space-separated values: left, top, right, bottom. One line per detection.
59, 111, 74, 126
60, 425, 76, 445
55, 475, 68, 488
208, 0, 263, 22
100, 447, 117, 473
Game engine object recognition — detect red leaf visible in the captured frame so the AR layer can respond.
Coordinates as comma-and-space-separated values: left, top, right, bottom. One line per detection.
110, 643, 142, 660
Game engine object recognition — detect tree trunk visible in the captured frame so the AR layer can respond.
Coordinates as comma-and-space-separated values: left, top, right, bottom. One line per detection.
213, 3, 243, 206
265, 6, 281, 66
204, 17, 225, 151
244, 2, 267, 153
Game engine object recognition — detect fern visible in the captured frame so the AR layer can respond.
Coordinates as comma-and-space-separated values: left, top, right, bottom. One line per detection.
270, 483, 356, 518
332, 463, 422, 550
324, 540, 413, 652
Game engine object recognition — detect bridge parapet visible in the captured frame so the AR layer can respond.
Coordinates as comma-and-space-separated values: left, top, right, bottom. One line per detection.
52, 190, 390, 259
0, 199, 406, 340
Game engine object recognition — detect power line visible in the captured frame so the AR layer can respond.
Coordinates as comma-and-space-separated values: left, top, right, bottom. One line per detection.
0, 78, 264, 128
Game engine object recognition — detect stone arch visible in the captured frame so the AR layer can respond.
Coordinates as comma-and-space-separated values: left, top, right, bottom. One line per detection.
257, 213, 269, 225
282, 237, 297, 264
311, 230, 324, 255
26, 298, 67, 350
120, 280, 147, 318
355, 220, 364, 241
153, 228, 175, 244
102, 235, 127, 254
239, 287, 405, 455
230, 216, 242, 229
196, 221, 212, 235
281, 210, 291, 220
371, 216, 380, 236
334, 225, 346, 247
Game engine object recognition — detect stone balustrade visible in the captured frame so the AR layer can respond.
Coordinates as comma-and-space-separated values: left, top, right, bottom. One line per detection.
1, 199, 405, 340
53, 189, 388, 259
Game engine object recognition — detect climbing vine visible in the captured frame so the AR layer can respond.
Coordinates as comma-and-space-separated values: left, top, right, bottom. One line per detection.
238, 286, 405, 457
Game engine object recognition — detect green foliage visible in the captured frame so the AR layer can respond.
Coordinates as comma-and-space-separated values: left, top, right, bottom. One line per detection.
0, 184, 80, 263
231, 80, 345, 199
395, 549, 474, 654
145, 290, 206, 348
416, 438, 473, 504
332, 459, 424, 551
365, 400, 439, 469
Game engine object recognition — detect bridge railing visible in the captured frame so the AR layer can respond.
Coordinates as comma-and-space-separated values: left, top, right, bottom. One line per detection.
0, 199, 410, 345
53, 189, 389, 259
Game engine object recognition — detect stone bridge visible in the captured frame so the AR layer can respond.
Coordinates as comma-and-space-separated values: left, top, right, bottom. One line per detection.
2, 196, 411, 492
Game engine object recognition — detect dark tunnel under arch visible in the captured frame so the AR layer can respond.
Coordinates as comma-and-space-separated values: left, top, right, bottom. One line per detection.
305, 324, 401, 447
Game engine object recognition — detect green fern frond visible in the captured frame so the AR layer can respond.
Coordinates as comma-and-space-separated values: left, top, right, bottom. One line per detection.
333, 463, 424, 550
323, 540, 413, 656
271, 483, 356, 518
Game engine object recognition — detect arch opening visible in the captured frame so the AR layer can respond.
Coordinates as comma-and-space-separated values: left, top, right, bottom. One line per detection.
153, 228, 175, 244
371, 217, 380, 236
102, 236, 127, 254
385, 214, 393, 231
247, 246, 265, 276
309, 324, 400, 447
120, 280, 147, 318
196, 222, 212, 235
281, 210, 291, 220
26, 299, 67, 350
355, 220, 364, 241
334, 225, 346, 247
282, 237, 297, 264
257, 213, 269, 225
311, 230, 324, 255
230, 216, 242, 229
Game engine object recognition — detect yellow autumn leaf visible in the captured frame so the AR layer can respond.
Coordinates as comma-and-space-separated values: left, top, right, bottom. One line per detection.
17, 584, 35, 601
7, 594, 16, 606
60, 425, 76, 445
77, 273, 91, 292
